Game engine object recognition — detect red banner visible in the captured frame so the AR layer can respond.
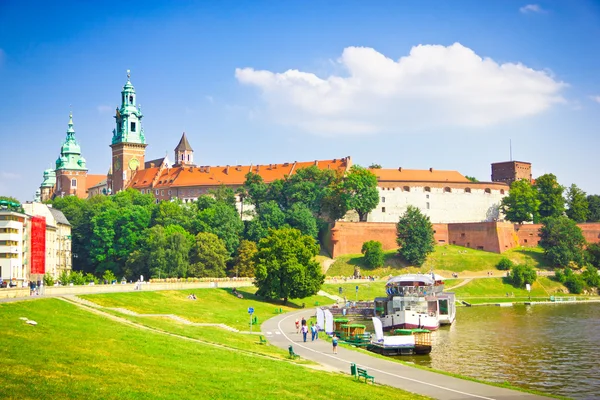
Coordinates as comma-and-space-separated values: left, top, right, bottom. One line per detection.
30, 216, 46, 275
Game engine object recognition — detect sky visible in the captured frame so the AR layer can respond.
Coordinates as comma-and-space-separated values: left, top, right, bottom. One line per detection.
0, 0, 599, 202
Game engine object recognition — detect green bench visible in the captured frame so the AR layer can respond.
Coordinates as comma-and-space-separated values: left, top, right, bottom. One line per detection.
288, 345, 299, 359
351, 364, 374, 383
258, 335, 267, 345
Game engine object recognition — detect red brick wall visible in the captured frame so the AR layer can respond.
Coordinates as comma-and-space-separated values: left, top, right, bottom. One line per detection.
514, 224, 541, 247
579, 223, 600, 244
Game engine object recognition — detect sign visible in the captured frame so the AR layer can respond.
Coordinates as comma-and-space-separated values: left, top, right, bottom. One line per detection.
356, 285, 359, 292
248, 307, 254, 314
338, 287, 343, 294
525, 284, 531, 292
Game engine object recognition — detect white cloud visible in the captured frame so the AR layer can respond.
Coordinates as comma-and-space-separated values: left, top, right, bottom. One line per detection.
589, 95, 600, 103
97, 105, 113, 114
235, 43, 566, 135
520, 4, 546, 14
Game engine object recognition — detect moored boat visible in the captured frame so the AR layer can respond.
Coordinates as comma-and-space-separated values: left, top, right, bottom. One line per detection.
368, 317, 432, 356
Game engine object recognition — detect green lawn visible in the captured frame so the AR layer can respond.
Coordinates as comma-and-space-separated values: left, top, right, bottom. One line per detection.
82, 287, 334, 331
0, 299, 428, 400
326, 245, 550, 277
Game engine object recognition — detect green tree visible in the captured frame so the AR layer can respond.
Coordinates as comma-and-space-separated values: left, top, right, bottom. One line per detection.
193, 197, 244, 255
245, 200, 287, 242
539, 216, 586, 267
151, 199, 194, 230
102, 270, 117, 284
565, 184, 588, 223
233, 240, 257, 277
243, 172, 269, 207
368, 164, 382, 169
534, 173, 565, 219
43, 273, 54, 286
496, 257, 514, 271
396, 205, 435, 267
341, 165, 379, 222
254, 227, 324, 304
285, 203, 318, 238
586, 195, 600, 222
361, 240, 384, 268
586, 243, 600, 268
509, 264, 537, 288
582, 265, 600, 288
0, 195, 20, 203
500, 179, 540, 223
465, 176, 479, 182
189, 232, 229, 278
208, 185, 237, 208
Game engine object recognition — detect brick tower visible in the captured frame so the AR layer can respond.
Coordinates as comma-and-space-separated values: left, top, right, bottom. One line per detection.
110, 70, 147, 193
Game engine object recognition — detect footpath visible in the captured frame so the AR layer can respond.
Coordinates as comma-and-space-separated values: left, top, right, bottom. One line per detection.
261, 309, 554, 400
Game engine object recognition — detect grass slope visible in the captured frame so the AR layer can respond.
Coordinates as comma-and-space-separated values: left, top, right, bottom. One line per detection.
0, 299, 428, 400
82, 287, 333, 331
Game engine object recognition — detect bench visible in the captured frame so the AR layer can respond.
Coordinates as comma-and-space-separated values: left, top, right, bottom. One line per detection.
258, 335, 267, 345
356, 367, 374, 383
288, 345, 299, 359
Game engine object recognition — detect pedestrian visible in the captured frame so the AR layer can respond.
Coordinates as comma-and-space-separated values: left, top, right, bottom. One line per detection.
302, 324, 308, 342
295, 318, 300, 334
301, 316, 306, 327
314, 322, 319, 340
332, 334, 339, 354
310, 322, 316, 341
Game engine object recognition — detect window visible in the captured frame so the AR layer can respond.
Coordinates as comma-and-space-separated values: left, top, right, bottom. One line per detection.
403, 186, 410, 192
168, 190, 172, 195
71, 178, 77, 187
444, 187, 451, 193
155, 190, 159, 195
426, 194, 429, 199
381, 197, 386, 203
485, 188, 491, 194
424, 187, 431, 192
426, 202, 430, 209
465, 188, 471, 193
129, 95, 133, 104
382, 207, 386, 212
500, 189, 505, 194
181, 154, 184, 161
187, 154, 190, 161
161, 190, 164, 196
131, 122, 136, 132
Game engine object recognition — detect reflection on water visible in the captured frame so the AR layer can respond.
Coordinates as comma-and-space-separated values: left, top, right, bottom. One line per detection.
393, 303, 600, 399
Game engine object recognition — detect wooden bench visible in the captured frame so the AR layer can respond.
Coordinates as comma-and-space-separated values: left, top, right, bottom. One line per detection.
356, 367, 374, 383
258, 335, 267, 345
288, 345, 299, 359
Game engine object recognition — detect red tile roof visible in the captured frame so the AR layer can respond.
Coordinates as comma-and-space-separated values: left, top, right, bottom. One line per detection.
371, 168, 470, 183
86, 174, 107, 190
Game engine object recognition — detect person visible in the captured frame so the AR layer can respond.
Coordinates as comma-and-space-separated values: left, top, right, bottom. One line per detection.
295, 318, 300, 334
301, 324, 308, 342
332, 334, 339, 354
310, 322, 317, 341
301, 317, 306, 327
314, 322, 319, 340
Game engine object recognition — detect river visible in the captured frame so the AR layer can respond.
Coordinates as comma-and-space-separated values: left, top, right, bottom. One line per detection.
395, 302, 600, 399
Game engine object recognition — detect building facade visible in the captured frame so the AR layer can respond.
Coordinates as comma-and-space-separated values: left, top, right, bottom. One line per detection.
491, 161, 532, 186
0, 204, 27, 284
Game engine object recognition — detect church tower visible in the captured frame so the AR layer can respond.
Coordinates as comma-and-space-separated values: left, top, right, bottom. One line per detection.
174, 132, 194, 166
110, 70, 147, 193
54, 112, 88, 198
39, 168, 56, 202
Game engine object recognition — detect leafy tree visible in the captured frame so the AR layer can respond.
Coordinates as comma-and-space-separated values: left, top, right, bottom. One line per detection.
285, 203, 318, 238
361, 240, 384, 268
396, 205, 435, 267
0, 195, 20, 203
233, 240, 257, 277
254, 227, 324, 304
534, 173, 565, 219
539, 216, 586, 267
586, 243, 600, 268
509, 264, 537, 288
465, 176, 479, 182
189, 232, 229, 278
102, 270, 117, 283
341, 165, 379, 222
43, 273, 54, 286
565, 184, 588, 223
243, 172, 269, 207
500, 179, 539, 223
556, 268, 584, 294
151, 199, 194, 230
368, 164, 382, 169
586, 195, 600, 222
193, 197, 244, 255
496, 257, 514, 271
582, 265, 600, 288
208, 185, 237, 208
245, 200, 287, 242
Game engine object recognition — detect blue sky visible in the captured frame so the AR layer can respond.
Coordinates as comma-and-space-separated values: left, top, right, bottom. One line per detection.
0, 0, 599, 202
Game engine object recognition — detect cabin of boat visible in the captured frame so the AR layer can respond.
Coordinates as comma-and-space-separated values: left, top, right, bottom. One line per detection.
368, 317, 432, 356
374, 273, 456, 331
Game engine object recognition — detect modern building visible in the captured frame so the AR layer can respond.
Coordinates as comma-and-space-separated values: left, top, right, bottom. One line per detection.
0, 202, 27, 285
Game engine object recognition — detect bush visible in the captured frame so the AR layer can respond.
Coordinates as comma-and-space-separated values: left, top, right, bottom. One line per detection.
70, 271, 86, 285
58, 270, 70, 286
496, 258, 514, 271
564, 275, 584, 294
509, 264, 537, 288
586, 243, 600, 268
102, 270, 117, 284
361, 240, 384, 269
582, 265, 600, 288
43, 273, 54, 286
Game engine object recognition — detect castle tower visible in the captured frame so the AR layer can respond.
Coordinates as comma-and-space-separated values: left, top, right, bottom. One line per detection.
174, 132, 194, 166
491, 161, 532, 186
39, 168, 56, 202
110, 70, 147, 193
54, 112, 88, 198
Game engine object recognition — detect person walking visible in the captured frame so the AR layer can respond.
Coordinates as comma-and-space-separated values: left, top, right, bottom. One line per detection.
295, 318, 300, 334
301, 317, 306, 327
310, 323, 317, 341
332, 334, 339, 354
302, 324, 308, 342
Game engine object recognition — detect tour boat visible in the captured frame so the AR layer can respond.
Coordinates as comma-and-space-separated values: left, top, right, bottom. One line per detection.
368, 316, 432, 356
373, 273, 456, 331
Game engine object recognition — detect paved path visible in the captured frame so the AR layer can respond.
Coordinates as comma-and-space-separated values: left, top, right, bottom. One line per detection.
261, 308, 554, 400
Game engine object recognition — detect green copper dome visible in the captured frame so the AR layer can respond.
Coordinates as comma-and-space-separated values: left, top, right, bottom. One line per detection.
40, 168, 56, 188
56, 112, 88, 171
112, 70, 146, 145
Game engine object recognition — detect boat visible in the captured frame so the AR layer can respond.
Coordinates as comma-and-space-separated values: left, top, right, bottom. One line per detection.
338, 323, 371, 347
373, 273, 456, 331
368, 317, 432, 356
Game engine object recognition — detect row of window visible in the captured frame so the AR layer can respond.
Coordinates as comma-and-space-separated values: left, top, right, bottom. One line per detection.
0, 240, 19, 246
0, 216, 21, 221
0, 253, 19, 258
380, 187, 504, 194
0, 228, 19, 234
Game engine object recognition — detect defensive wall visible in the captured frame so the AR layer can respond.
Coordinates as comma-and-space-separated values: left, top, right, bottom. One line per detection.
327, 221, 600, 257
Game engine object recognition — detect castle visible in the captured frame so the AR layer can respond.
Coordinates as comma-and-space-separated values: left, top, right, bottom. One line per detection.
39, 71, 532, 227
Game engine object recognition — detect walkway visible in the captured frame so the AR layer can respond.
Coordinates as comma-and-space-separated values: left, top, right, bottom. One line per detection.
261, 309, 554, 400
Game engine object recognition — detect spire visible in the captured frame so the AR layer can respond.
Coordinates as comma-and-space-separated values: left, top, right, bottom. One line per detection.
175, 132, 194, 151
112, 69, 146, 145
55, 111, 87, 171
174, 132, 194, 166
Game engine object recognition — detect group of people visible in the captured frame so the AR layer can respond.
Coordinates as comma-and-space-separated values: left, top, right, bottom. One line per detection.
293, 316, 339, 353
187, 293, 197, 300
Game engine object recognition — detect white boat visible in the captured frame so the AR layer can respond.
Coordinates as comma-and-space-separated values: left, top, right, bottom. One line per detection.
374, 273, 456, 331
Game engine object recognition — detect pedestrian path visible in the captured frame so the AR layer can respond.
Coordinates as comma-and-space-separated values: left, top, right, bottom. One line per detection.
261, 308, 554, 400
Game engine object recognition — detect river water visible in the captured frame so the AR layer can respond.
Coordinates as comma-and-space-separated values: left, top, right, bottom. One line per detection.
396, 302, 600, 399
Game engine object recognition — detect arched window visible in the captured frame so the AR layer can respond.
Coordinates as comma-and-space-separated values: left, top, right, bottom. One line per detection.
403, 186, 410, 192
444, 187, 451, 193
71, 178, 77, 188
500, 189, 505, 195
465, 187, 471, 193
181, 154, 184, 161
187, 154, 190, 161
485, 188, 491, 194
129, 95, 133, 104
424, 187, 431, 192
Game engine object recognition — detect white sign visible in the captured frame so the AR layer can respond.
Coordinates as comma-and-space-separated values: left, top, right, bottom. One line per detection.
525, 283, 531, 292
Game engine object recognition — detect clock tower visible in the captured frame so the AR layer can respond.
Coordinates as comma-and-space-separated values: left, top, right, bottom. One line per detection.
110, 70, 147, 193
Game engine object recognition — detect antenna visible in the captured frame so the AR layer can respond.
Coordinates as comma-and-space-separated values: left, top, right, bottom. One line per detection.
509, 139, 512, 161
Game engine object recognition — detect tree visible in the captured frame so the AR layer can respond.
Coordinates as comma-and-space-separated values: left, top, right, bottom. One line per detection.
208, 185, 237, 208
500, 179, 539, 223
555, 267, 584, 294
0, 195, 20, 203
245, 200, 287, 242
534, 173, 565, 219
368, 164, 382, 169
341, 165, 379, 222
254, 227, 324, 304
465, 176, 479, 182
233, 240, 257, 277
509, 264, 537, 288
586, 243, 600, 268
151, 199, 194, 230
189, 232, 229, 278
539, 216, 586, 267
565, 184, 588, 223
396, 205, 435, 266
361, 240, 384, 268
243, 172, 268, 207
582, 265, 600, 289
285, 203, 318, 238
193, 198, 244, 255
586, 195, 600, 222
496, 257, 514, 271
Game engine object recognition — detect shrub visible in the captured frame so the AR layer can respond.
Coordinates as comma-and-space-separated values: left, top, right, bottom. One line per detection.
496, 257, 514, 271
564, 275, 584, 294
586, 243, 600, 268
582, 265, 600, 288
43, 273, 54, 286
102, 270, 117, 284
70, 271, 86, 285
509, 264, 537, 288
361, 240, 384, 269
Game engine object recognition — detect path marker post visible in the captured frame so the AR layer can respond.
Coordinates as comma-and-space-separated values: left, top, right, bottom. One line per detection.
248, 307, 254, 333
